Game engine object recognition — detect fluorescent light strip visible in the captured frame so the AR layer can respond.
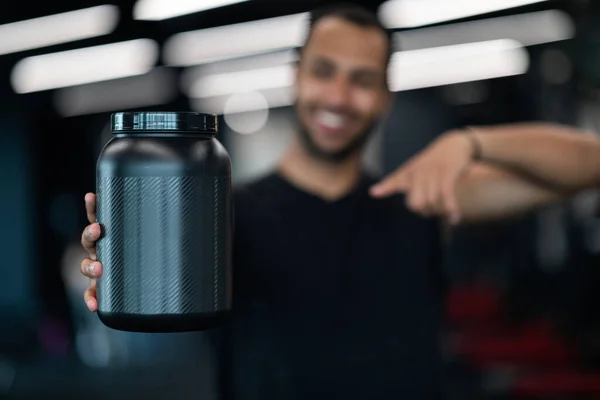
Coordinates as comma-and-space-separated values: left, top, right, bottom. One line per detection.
0, 5, 119, 56
394, 10, 574, 51
187, 39, 529, 102
163, 13, 308, 66
388, 39, 530, 91
181, 50, 298, 95
54, 68, 178, 117
133, 0, 249, 21
191, 86, 294, 115
379, 0, 549, 28
190, 64, 295, 98
11, 39, 159, 94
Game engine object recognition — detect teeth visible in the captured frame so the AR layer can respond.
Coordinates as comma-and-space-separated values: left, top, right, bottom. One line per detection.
316, 111, 346, 129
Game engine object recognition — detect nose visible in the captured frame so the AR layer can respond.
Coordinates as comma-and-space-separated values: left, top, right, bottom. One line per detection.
323, 76, 351, 109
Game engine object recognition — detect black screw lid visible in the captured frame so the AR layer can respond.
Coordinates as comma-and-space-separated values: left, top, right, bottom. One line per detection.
111, 112, 218, 134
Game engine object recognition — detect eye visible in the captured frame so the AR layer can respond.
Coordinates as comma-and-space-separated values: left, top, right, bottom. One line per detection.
352, 73, 379, 89
311, 62, 334, 80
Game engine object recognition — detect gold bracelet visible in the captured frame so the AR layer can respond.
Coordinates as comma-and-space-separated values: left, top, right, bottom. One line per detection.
463, 127, 482, 160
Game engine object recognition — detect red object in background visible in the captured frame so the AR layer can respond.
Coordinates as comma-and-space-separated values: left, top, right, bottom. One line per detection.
446, 284, 573, 367
447, 283, 600, 398
458, 319, 573, 367
513, 370, 600, 397
445, 283, 505, 330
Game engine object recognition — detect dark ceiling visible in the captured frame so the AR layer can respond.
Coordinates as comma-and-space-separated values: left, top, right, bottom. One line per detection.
0, 0, 599, 97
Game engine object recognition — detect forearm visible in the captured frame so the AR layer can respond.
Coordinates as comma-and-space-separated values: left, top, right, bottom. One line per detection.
456, 164, 563, 223
470, 123, 600, 191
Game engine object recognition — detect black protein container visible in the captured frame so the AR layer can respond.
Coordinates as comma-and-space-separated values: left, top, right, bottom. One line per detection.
95, 111, 232, 332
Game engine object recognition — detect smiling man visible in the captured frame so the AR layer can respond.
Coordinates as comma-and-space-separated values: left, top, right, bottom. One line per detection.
292, 9, 390, 165
77, 3, 600, 399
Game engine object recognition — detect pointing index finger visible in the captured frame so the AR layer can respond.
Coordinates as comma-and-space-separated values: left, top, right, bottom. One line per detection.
370, 171, 410, 198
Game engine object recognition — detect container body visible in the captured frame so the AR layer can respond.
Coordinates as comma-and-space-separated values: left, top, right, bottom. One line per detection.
96, 132, 232, 332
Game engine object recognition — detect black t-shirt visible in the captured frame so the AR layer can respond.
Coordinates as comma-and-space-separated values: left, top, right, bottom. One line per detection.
221, 171, 445, 400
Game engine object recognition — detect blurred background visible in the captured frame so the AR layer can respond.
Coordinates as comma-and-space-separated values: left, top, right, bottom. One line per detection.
2, 0, 600, 398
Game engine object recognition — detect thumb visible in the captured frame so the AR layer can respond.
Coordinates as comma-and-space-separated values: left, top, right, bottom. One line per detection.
370, 171, 410, 198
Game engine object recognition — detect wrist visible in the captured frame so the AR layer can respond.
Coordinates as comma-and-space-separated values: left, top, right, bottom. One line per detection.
462, 127, 483, 161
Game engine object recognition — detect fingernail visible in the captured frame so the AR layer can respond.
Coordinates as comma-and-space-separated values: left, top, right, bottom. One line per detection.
86, 300, 94, 310
88, 262, 97, 275
88, 224, 98, 237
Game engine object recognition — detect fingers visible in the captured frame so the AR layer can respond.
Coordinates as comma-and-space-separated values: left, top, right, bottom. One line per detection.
80, 258, 103, 279
406, 174, 426, 215
370, 161, 462, 222
84, 281, 98, 312
441, 178, 461, 225
83, 193, 101, 313
424, 170, 442, 216
81, 223, 101, 260
370, 170, 411, 198
85, 193, 97, 224
403, 167, 434, 216
405, 169, 460, 223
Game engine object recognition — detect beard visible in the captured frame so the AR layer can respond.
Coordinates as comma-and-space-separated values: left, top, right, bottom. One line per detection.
297, 118, 376, 163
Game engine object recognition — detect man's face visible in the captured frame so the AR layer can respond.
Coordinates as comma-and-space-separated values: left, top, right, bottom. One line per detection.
295, 17, 391, 162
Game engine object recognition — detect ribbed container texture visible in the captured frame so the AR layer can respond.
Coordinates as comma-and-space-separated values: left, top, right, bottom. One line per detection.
95, 112, 232, 333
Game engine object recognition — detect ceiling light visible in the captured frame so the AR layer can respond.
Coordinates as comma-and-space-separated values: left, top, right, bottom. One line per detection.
163, 13, 308, 66
11, 39, 159, 93
189, 64, 295, 98
133, 0, 249, 21
380, 0, 549, 28
388, 39, 530, 91
394, 10, 574, 51
190, 86, 294, 115
0, 5, 119, 56
181, 49, 298, 93
186, 39, 529, 101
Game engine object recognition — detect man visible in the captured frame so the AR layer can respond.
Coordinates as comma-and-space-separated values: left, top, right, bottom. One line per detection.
79, 3, 600, 399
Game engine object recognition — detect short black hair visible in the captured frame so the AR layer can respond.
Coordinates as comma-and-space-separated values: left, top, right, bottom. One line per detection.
303, 2, 394, 67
